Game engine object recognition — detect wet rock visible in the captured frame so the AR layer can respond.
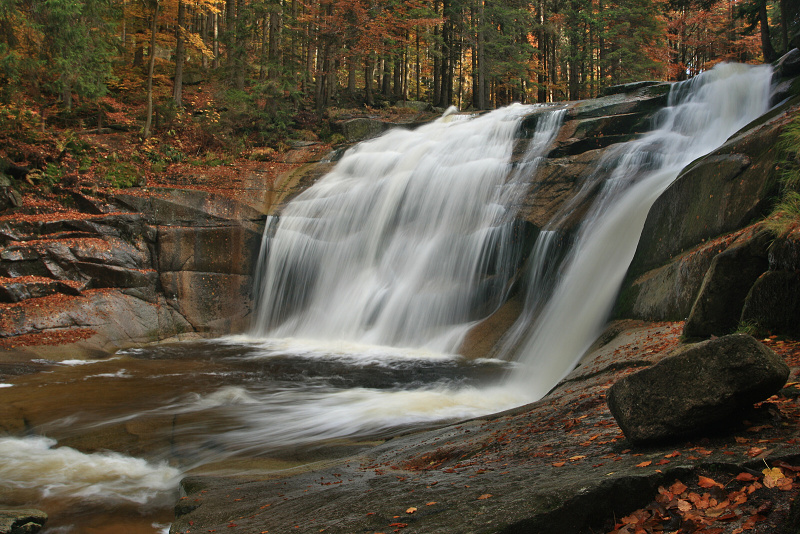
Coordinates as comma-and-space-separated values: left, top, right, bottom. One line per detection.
628, 104, 789, 279
768, 227, 800, 271
741, 271, 800, 337
0, 509, 47, 534
607, 334, 789, 444
159, 271, 252, 332
683, 229, 770, 338
615, 232, 730, 321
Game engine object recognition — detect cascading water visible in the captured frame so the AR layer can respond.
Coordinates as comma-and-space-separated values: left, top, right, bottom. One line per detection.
251, 104, 564, 352
504, 63, 774, 399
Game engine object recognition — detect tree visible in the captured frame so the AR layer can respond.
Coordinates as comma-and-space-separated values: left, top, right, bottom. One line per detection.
38, 0, 118, 109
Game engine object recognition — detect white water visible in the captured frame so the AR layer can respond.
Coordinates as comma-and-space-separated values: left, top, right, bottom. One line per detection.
506, 63, 774, 398
252, 104, 564, 352
0, 436, 180, 503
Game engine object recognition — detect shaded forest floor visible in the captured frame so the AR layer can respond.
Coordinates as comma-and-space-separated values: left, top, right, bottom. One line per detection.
0, 76, 434, 223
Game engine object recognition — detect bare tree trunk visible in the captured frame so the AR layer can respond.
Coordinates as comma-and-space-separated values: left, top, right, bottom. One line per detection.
212, 11, 220, 68
348, 55, 358, 94
144, 1, 160, 139
173, 0, 186, 107
365, 53, 374, 106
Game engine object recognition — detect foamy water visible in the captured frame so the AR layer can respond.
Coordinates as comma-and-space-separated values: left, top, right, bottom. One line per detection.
0, 436, 180, 503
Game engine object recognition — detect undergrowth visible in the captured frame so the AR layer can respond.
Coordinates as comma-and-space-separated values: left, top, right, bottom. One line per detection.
766, 112, 800, 236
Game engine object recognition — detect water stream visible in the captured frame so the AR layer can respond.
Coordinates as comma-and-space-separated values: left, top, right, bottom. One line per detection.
0, 63, 776, 532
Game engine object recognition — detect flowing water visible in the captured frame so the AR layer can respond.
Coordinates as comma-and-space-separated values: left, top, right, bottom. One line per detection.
0, 63, 775, 532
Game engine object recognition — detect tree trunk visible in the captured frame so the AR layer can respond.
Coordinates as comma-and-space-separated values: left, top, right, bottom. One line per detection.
365, 53, 374, 106
212, 11, 220, 68
759, 0, 777, 62
173, 0, 186, 107
348, 55, 358, 94
268, 7, 282, 79
476, 0, 487, 109
143, 1, 159, 140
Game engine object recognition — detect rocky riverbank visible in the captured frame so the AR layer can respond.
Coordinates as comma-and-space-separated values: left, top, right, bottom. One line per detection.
169, 321, 800, 533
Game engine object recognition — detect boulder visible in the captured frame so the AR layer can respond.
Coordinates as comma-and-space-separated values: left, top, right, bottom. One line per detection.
0, 509, 47, 534
682, 229, 770, 338
336, 117, 392, 143
741, 271, 800, 337
776, 48, 800, 79
159, 271, 252, 332
607, 334, 789, 444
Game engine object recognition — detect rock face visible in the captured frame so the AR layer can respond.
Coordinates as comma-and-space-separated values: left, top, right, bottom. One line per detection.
606, 334, 789, 444
0, 188, 263, 357
682, 230, 770, 338
0, 509, 47, 534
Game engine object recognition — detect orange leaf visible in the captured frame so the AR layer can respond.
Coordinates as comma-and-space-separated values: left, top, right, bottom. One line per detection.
477, 494, 492, 500
677, 499, 693, 512
669, 481, 688, 494
426, 502, 437, 506
736, 472, 758, 482
569, 455, 586, 461
664, 451, 681, 458
405, 507, 417, 514
636, 460, 652, 468
552, 461, 566, 467
698, 475, 722, 488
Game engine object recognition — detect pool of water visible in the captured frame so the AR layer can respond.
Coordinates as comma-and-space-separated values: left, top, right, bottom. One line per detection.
0, 338, 523, 533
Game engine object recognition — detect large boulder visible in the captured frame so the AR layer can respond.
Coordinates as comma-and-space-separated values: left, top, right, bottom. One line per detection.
627, 105, 791, 279
741, 270, 800, 336
607, 334, 789, 444
682, 229, 770, 338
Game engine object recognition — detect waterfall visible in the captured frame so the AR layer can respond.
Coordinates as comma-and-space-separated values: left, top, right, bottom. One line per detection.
252, 104, 564, 353
506, 63, 774, 400
252, 62, 773, 406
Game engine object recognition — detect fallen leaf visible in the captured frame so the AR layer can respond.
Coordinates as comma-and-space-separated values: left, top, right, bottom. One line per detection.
636, 460, 652, 468
677, 499, 693, 512
406, 507, 417, 514
569, 455, 586, 461
698, 475, 722, 488
477, 494, 492, 500
669, 481, 688, 495
664, 451, 681, 458
552, 461, 566, 467
736, 472, 758, 482
763, 467, 786, 488
426, 502, 437, 506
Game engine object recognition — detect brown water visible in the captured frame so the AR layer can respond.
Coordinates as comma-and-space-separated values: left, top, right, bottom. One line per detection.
0, 337, 518, 533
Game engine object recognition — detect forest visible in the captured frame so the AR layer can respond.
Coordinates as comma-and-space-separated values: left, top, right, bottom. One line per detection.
0, 0, 797, 157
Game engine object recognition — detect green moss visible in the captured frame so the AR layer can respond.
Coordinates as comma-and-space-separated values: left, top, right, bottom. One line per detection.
103, 162, 142, 188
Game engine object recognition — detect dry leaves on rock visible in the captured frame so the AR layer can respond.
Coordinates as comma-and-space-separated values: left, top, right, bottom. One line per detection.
608, 467, 797, 534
